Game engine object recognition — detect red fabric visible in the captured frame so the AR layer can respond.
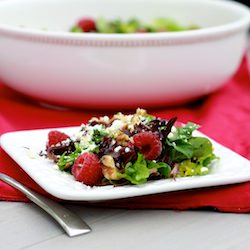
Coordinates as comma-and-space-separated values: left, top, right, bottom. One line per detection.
0, 57, 250, 212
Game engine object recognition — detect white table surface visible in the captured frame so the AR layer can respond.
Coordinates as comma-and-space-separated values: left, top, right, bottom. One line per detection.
1, 200, 250, 250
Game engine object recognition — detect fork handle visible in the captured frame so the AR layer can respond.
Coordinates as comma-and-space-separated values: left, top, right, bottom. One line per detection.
0, 173, 91, 237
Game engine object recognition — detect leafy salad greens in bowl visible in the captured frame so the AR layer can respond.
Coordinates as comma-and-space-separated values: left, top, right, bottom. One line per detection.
70, 16, 199, 33
44, 109, 218, 187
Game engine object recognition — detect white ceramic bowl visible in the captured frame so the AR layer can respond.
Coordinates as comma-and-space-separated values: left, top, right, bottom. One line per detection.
0, 0, 249, 109
247, 38, 250, 76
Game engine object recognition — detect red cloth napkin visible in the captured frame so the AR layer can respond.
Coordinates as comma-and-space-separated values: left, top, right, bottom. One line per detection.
0, 57, 250, 212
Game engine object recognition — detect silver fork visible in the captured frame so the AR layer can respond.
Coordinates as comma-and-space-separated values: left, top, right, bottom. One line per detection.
0, 173, 91, 237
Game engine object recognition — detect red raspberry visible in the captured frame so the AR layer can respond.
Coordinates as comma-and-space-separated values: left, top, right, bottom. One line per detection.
72, 152, 103, 186
77, 18, 96, 32
133, 132, 162, 160
47, 130, 70, 147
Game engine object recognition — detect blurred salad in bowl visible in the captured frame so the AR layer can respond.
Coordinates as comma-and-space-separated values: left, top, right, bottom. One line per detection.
70, 17, 199, 33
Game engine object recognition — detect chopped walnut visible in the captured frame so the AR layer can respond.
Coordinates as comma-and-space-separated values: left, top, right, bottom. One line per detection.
89, 115, 110, 125
131, 115, 141, 125
101, 155, 121, 180
115, 131, 129, 145
99, 116, 110, 124
88, 117, 99, 123
136, 108, 147, 116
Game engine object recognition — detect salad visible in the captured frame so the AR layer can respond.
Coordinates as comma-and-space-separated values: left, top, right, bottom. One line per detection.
44, 109, 218, 186
70, 17, 199, 33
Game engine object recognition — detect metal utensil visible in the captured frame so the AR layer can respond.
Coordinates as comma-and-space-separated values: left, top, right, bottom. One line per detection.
0, 173, 91, 237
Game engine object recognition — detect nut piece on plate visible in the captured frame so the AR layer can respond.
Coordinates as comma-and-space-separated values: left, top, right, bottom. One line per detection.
101, 155, 121, 180
115, 131, 130, 146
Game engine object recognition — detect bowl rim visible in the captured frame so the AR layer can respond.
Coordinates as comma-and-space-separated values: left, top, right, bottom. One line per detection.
0, 0, 249, 47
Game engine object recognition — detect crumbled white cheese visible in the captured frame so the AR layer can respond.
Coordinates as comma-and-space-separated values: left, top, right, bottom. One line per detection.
106, 119, 125, 135
201, 167, 208, 173
125, 147, 130, 153
72, 130, 85, 141
92, 124, 104, 131
114, 145, 122, 153
101, 116, 110, 123
167, 132, 174, 139
111, 120, 124, 130
111, 139, 116, 146
24, 148, 39, 159
171, 126, 177, 133
54, 138, 71, 147
168, 126, 177, 139
77, 124, 104, 151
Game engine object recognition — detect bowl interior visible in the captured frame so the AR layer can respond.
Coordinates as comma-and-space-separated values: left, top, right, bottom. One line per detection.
0, 0, 249, 33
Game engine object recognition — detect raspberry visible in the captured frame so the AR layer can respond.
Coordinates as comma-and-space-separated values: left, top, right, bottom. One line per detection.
47, 130, 70, 147
77, 18, 96, 32
72, 152, 103, 186
133, 132, 162, 160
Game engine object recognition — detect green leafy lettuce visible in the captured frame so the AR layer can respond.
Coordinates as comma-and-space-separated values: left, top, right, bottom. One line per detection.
118, 153, 171, 185
58, 143, 82, 171
166, 123, 218, 177
92, 129, 108, 144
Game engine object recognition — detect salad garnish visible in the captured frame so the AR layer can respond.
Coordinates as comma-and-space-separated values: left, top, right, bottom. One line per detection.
44, 109, 218, 186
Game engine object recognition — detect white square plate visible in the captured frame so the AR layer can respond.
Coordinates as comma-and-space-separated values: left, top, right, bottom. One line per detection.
1, 127, 250, 201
